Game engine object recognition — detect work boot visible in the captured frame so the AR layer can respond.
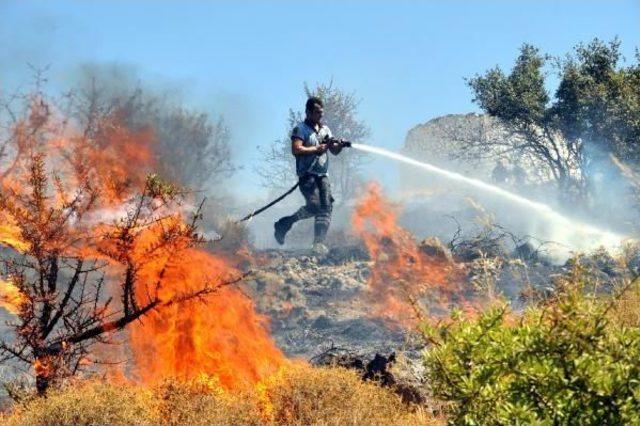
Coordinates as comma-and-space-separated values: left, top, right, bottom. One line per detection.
311, 242, 329, 256
274, 216, 293, 245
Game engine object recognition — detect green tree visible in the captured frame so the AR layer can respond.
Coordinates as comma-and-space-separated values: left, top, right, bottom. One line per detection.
465, 39, 640, 204
257, 81, 370, 203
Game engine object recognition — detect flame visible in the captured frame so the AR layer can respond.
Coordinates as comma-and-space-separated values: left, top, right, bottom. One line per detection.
351, 183, 464, 326
0, 100, 286, 388
0, 215, 30, 252
33, 357, 52, 379
0, 278, 26, 315
130, 247, 286, 389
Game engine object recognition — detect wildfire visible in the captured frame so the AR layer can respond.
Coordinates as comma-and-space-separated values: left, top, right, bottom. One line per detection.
0, 216, 30, 252
351, 183, 464, 326
0, 278, 27, 315
130, 242, 286, 390
33, 357, 51, 379
0, 99, 286, 390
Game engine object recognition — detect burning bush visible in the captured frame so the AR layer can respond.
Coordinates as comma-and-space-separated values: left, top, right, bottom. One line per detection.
351, 183, 468, 326
0, 91, 283, 394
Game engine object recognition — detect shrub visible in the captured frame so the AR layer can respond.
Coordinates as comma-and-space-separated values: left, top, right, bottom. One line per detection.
2, 381, 157, 426
151, 376, 259, 426
259, 364, 434, 426
423, 275, 640, 425
1, 365, 439, 426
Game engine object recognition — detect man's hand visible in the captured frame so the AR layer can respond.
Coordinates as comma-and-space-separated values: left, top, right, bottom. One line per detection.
316, 143, 329, 154
292, 139, 328, 156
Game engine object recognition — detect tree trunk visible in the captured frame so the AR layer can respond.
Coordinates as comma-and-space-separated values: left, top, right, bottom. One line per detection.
34, 356, 51, 395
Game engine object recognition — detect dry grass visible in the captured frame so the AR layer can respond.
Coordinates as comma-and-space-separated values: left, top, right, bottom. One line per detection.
259, 364, 436, 426
2, 381, 157, 426
609, 278, 640, 327
1, 365, 441, 426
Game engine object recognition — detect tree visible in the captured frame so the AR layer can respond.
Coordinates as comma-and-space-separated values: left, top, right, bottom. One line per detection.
71, 66, 235, 192
257, 81, 370, 203
0, 91, 238, 395
460, 39, 640, 204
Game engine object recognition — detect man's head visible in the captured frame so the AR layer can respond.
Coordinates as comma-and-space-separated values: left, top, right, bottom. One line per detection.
305, 96, 324, 125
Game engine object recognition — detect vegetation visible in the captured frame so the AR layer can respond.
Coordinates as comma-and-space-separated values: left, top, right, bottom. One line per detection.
1, 365, 437, 426
72, 65, 235, 192
423, 265, 640, 425
0, 84, 238, 395
3, 40, 640, 426
460, 39, 640, 205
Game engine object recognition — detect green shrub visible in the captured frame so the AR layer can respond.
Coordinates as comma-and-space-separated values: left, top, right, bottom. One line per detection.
423, 278, 640, 425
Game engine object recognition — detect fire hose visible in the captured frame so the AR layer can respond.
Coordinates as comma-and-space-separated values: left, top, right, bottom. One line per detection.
237, 137, 351, 223
237, 181, 300, 222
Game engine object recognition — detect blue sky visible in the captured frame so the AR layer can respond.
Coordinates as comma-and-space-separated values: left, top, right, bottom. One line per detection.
1, 0, 639, 198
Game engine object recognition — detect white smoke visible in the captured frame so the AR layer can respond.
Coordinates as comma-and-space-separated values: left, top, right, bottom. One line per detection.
352, 143, 628, 260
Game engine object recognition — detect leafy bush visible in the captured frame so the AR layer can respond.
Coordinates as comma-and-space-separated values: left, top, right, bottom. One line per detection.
423, 274, 640, 425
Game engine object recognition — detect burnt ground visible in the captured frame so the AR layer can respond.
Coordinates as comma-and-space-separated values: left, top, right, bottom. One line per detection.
242, 246, 430, 391
243, 248, 412, 360
241, 243, 576, 393
244, 244, 567, 358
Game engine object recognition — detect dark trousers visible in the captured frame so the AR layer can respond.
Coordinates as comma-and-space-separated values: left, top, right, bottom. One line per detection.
290, 174, 333, 243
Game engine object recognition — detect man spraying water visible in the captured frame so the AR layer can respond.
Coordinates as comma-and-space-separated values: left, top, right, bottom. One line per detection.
273, 97, 350, 255
240, 103, 621, 258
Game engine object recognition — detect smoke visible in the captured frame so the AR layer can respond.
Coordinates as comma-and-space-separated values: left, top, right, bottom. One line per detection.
353, 143, 626, 260
372, 140, 635, 263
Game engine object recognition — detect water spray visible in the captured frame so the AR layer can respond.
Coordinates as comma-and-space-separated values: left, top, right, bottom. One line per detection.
351, 143, 627, 253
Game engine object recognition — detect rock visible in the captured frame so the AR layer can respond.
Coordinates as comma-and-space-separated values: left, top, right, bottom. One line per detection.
513, 241, 537, 262
453, 233, 506, 261
321, 244, 370, 265
312, 348, 426, 404
419, 236, 453, 263
312, 315, 333, 330
400, 113, 536, 189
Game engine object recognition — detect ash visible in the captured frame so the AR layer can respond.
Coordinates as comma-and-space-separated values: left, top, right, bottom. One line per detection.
244, 247, 414, 360
243, 238, 631, 361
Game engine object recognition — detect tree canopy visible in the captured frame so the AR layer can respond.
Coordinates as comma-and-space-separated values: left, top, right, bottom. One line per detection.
467, 38, 640, 203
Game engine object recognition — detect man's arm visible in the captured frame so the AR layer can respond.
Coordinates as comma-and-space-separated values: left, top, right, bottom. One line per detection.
291, 138, 328, 156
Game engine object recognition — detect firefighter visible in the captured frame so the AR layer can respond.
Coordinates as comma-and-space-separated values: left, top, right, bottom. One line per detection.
273, 96, 343, 255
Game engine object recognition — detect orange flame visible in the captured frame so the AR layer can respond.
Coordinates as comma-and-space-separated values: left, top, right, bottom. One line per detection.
33, 357, 52, 379
351, 183, 464, 326
0, 278, 26, 315
0, 215, 30, 252
130, 247, 286, 390
0, 100, 286, 388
